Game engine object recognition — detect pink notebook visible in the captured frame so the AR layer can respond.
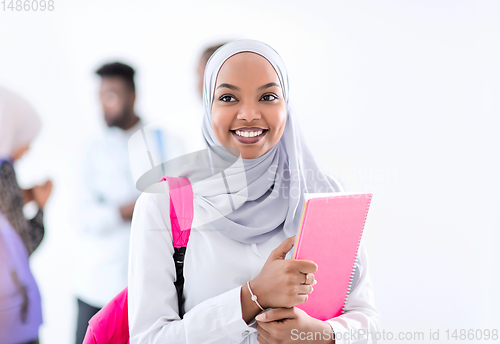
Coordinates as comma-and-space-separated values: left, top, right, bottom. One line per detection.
291, 193, 372, 320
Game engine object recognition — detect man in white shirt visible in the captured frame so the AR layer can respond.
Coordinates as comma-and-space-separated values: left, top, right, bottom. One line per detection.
73, 62, 142, 344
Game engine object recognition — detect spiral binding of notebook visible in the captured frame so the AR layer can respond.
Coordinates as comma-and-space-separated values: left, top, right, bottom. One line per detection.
341, 194, 372, 315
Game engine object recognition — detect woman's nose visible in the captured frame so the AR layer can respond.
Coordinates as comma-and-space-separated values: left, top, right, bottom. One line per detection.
236, 103, 261, 122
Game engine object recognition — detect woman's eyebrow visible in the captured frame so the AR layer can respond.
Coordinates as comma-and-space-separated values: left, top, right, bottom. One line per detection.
258, 82, 280, 90
216, 83, 240, 90
215, 82, 280, 91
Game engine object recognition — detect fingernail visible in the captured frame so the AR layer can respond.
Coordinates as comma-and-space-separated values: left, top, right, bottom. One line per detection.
255, 313, 266, 321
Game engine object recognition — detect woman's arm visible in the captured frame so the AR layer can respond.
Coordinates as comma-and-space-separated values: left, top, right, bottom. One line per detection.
325, 243, 381, 344
128, 191, 254, 344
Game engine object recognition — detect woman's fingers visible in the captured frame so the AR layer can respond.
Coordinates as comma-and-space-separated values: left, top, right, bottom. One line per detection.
296, 272, 316, 285
297, 294, 308, 304
303, 273, 316, 285
257, 333, 269, 344
294, 259, 318, 274
269, 235, 296, 261
296, 284, 314, 295
256, 323, 272, 343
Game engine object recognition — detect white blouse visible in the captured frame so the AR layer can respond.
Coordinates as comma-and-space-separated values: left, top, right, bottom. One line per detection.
128, 188, 381, 344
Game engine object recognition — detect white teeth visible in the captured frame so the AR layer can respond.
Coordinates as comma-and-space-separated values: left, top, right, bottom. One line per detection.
235, 130, 264, 138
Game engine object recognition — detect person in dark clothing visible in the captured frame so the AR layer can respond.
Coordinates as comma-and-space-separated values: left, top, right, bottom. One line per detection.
73, 62, 141, 344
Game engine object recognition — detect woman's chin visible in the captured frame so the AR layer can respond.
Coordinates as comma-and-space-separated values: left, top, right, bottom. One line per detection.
239, 146, 272, 160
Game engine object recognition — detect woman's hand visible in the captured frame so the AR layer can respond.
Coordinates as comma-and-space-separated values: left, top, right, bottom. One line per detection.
21, 188, 34, 205
32, 179, 53, 209
256, 307, 335, 344
119, 200, 137, 221
251, 235, 318, 309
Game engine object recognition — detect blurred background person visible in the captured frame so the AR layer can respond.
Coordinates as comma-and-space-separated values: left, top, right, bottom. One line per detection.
72, 62, 143, 344
0, 86, 52, 344
196, 43, 227, 99
178, 42, 228, 152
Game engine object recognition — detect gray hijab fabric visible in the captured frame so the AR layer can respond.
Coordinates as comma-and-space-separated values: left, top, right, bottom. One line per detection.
192, 39, 342, 244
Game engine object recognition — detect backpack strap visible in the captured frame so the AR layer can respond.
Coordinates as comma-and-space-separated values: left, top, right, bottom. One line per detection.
160, 176, 193, 318
84, 177, 194, 342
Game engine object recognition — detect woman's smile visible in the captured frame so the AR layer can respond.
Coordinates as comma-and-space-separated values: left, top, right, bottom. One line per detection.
230, 127, 269, 144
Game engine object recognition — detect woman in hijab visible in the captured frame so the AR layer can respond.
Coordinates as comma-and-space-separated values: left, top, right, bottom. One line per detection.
0, 86, 52, 344
0, 86, 52, 256
128, 40, 380, 343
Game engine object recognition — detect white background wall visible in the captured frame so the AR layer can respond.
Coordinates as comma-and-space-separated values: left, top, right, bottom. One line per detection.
1, 1, 499, 343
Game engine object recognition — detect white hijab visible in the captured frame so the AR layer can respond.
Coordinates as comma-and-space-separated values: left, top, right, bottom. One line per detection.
0, 86, 41, 159
189, 39, 342, 244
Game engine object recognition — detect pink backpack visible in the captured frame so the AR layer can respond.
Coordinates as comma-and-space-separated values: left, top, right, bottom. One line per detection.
82, 176, 193, 344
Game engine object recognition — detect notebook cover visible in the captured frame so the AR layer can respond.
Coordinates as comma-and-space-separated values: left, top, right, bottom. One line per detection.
292, 193, 372, 320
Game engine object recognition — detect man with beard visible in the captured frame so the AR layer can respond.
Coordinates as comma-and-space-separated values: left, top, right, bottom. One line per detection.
73, 62, 142, 344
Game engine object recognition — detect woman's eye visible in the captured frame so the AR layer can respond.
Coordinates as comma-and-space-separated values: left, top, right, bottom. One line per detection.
261, 94, 278, 101
219, 95, 237, 102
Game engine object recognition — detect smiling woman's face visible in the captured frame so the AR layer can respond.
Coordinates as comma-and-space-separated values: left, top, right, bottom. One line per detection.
211, 52, 287, 159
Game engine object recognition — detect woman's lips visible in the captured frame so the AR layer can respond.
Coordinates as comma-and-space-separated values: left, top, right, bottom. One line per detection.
230, 128, 268, 144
